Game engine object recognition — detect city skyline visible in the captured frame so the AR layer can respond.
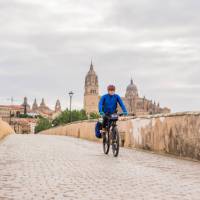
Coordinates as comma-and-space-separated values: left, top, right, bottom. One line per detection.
1, 0, 200, 112
0, 67, 168, 112
0, 58, 199, 112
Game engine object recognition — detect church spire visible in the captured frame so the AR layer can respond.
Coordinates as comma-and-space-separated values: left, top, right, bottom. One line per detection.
33, 98, 37, 104
32, 98, 38, 111
90, 59, 94, 70
40, 98, 46, 107
131, 78, 133, 85
55, 99, 61, 112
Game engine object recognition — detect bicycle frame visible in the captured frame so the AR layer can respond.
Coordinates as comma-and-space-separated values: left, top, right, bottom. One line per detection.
102, 113, 123, 157
105, 113, 123, 130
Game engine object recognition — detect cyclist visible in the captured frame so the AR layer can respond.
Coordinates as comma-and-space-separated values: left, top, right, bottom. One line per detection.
98, 85, 128, 131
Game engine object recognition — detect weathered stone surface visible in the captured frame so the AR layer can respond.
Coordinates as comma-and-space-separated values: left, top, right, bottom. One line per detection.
1, 134, 200, 200
0, 119, 14, 140
40, 112, 200, 160
131, 113, 200, 160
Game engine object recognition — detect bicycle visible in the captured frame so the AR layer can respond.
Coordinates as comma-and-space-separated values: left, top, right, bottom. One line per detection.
102, 113, 123, 157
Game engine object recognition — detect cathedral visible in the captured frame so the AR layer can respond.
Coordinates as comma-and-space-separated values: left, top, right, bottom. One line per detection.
84, 62, 170, 116
22, 97, 62, 119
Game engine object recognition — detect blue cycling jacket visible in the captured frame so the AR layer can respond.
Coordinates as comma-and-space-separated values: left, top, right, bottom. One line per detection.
98, 94, 128, 114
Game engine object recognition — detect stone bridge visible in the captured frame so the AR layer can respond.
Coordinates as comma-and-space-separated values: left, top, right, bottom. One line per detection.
41, 112, 200, 161
1, 112, 200, 199
0, 134, 200, 200
0, 119, 13, 140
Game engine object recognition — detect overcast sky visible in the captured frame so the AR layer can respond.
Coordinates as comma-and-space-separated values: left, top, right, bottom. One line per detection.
0, 0, 200, 112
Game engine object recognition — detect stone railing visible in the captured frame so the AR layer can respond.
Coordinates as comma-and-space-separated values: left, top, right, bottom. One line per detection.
40, 112, 200, 160
0, 119, 14, 140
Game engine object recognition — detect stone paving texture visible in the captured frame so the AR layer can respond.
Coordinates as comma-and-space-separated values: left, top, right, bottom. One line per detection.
0, 134, 200, 200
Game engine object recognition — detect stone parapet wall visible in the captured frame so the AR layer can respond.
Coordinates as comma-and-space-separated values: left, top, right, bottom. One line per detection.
40, 112, 200, 160
127, 112, 200, 160
40, 120, 99, 142
0, 119, 14, 140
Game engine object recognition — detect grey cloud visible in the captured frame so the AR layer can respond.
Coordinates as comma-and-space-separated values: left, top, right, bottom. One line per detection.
0, 0, 200, 111
105, 0, 200, 29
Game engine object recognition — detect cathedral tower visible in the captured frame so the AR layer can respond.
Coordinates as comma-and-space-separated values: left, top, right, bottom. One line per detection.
38, 98, 52, 114
84, 61, 99, 114
55, 99, 61, 112
40, 98, 46, 107
21, 97, 30, 114
32, 98, 38, 111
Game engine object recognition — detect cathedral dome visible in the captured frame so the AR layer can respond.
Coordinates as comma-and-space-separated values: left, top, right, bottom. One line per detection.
125, 79, 138, 98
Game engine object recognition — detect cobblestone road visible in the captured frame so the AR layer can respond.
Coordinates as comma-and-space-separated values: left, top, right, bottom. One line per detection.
0, 134, 200, 200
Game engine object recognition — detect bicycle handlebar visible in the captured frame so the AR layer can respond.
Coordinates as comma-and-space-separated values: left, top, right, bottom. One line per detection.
103, 113, 125, 117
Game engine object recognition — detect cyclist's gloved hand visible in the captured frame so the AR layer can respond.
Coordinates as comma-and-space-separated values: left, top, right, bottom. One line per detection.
99, 112, 105, 116
123, 112, 128, 116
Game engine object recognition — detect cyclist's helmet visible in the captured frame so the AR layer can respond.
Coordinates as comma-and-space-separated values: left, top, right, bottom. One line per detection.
107, 85, 116, 91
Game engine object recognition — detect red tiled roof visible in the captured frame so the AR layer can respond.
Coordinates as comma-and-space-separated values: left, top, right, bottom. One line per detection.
0, 105, 24, 109
13, 118, 37, 123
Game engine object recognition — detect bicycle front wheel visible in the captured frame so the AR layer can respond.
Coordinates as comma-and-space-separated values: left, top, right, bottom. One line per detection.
112, 127, 120, 157
103, 132, 110, 155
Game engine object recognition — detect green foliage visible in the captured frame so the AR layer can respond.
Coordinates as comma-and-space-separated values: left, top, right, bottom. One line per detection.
89, 112, 100, 119
52, 109, 88, 126
19, 114, 33, 118
35, 117, 52, 133
35, 109, 97, 131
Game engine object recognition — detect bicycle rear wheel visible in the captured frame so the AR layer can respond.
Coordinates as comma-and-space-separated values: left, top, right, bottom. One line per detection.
103, 132, 110, 154
112, 127, 120, 157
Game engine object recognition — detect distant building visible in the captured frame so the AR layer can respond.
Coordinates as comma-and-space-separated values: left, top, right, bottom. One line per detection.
12, 118, 37, 134
84, 61, 170, 115
0, 105, 24, 123
32, 98, 38, 112
31, 98, 62, 119
21, 97, 31, 114
122, 79, 171, 115
0, 102, 37, 134
0, 97, 62, 133
84, 61, 100, 114
55, 99, 61, 112
0, 97, 62, 120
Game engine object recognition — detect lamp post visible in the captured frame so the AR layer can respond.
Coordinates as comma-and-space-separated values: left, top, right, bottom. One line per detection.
9, 110, 12, 125
68, 91, 74, 122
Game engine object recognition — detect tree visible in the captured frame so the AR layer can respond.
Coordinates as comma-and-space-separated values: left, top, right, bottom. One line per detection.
35, 117, 52, 133
19, 113, 33, 118
89, 112, 100, 119
52, 109, 88, 126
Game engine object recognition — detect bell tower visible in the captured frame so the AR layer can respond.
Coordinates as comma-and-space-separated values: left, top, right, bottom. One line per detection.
32, 98, 38, 112
55, 99, 61, 112
84, 61, 99, 114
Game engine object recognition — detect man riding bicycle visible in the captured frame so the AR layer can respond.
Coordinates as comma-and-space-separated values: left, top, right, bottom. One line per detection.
98, 85, 128, 132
